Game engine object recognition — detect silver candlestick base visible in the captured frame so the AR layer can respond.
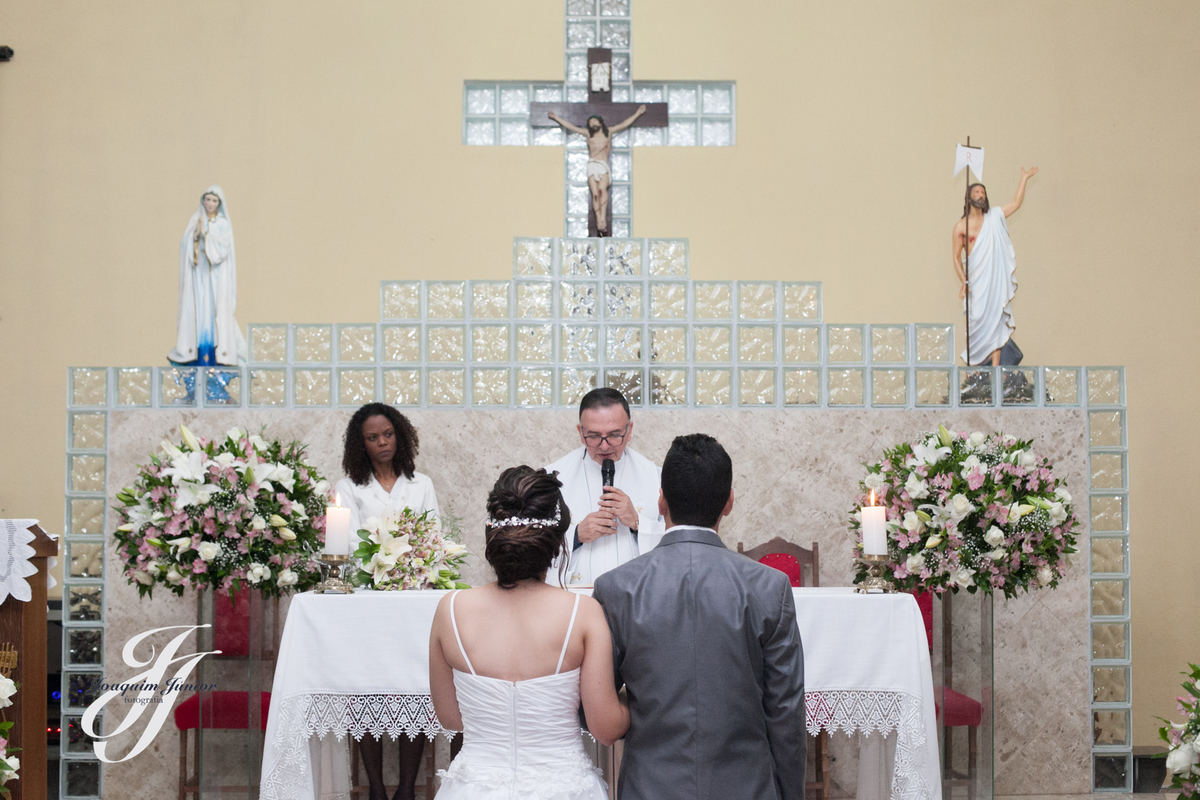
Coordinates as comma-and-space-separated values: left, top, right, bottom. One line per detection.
314, 554, 355, 594
855, 553, 896, 594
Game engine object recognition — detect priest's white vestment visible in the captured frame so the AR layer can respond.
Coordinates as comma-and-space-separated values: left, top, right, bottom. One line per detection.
961, 206, 1018, 365
545, 446, 665, 585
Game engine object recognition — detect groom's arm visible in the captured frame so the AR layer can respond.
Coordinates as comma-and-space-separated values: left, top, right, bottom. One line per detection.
592, 577, 627, 690
761, 576, 807, 800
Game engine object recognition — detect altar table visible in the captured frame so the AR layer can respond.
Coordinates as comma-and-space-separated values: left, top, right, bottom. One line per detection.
260, 587, 941, 800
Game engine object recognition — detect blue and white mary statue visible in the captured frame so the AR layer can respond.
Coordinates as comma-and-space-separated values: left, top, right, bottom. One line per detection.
168, 185, 247, 366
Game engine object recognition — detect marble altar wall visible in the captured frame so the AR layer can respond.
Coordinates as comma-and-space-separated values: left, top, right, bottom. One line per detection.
98, 406, 1089, 797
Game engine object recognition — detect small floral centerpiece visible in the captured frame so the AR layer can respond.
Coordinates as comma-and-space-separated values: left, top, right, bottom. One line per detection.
849, 425, 1079, 597
352, 506, 469, 591
113, 425, 329, 597
1159, 663, 1200, 798
0, 674, 20, 797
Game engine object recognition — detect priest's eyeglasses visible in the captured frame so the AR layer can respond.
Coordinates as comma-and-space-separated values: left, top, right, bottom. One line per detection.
582, 429, 628, 446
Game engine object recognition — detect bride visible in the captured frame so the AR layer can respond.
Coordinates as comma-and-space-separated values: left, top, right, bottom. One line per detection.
428, 466, 629, 799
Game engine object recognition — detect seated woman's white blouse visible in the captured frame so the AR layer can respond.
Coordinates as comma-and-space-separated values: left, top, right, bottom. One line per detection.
334, 472, 441, 535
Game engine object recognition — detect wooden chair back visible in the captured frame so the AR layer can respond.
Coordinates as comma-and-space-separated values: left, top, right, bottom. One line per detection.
736, 537, 819, 588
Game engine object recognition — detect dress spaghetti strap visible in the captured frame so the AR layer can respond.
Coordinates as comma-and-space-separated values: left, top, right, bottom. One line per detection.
555, 594, 582, 675
448, 590, 476, 675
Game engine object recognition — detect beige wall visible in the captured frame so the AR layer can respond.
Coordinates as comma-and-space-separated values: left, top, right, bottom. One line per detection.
0, 0, 1194, 747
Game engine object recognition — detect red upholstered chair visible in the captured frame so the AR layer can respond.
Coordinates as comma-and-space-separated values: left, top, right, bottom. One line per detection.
174, 691, 271, 800
737, 538, 827, 800
913, 591, 982, 800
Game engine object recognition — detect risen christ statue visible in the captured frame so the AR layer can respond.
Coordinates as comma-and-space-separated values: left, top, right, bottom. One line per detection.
548, 105, 646, 237
951, 167, 1038, 365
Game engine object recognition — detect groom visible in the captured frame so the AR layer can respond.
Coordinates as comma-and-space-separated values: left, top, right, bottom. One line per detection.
593, 434, 806, 799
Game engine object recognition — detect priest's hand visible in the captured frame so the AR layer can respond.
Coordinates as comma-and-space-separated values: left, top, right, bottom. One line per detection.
959, 281, 967, 300
600, 487, 638, 530
577, 511, 619, 543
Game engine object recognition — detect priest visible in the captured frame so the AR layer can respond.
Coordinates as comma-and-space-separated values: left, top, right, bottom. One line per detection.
545, 388, 664, 586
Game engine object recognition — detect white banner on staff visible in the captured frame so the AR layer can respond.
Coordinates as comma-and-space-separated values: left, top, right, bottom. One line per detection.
954, 143, 985, 181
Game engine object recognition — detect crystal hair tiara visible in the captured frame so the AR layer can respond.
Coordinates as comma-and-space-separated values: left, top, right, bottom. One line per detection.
486, 502, 562, 529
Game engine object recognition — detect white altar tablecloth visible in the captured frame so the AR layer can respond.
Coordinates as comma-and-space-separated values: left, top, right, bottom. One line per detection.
261, 587, 940, 800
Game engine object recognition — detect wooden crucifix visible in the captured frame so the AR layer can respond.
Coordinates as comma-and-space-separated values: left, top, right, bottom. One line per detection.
531, 48, 668, 237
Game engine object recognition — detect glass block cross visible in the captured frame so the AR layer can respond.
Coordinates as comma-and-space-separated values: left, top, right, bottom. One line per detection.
462, 0, 735, 238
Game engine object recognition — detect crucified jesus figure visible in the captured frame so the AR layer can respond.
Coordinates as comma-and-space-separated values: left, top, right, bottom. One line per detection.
548, 104, 646, 236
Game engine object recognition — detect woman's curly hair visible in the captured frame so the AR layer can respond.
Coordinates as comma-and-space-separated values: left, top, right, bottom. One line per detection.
485, 466, 571, 589
342, 403, 419, 484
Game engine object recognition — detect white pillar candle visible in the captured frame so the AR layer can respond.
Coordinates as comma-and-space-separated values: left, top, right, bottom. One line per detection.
861, 492, 888, 556
324, 497, 351, 556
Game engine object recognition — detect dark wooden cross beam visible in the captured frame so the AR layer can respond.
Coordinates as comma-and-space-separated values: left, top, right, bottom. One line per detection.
531, 48, 668, 237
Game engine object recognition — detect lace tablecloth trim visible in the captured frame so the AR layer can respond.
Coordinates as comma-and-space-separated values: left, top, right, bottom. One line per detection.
806, 689, 934, 800
261, 693, 451, 800
437, 754, 603, 800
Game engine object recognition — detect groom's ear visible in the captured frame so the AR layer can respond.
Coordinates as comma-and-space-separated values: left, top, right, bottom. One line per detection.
657, 489, 669, 521
721, 489, 735, 518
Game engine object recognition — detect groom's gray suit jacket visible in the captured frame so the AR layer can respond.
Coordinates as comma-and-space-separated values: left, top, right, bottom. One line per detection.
593, 527, 806, 800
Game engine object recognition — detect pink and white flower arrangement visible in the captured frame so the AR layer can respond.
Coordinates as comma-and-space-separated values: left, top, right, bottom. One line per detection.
1160, 664, 1200, 799
0, 674, 19, 796
849, 425, 1079, 597
113, 425, 329, 598
352, 506, 469, 591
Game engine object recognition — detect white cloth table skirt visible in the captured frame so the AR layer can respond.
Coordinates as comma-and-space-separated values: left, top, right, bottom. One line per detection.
261, 588, 941, 800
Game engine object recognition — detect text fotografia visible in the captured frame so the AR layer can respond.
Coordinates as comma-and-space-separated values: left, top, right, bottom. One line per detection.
83, 625, 222, 762
98, 678, 218, 704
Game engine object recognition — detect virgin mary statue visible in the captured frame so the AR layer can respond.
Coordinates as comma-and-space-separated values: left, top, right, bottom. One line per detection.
168, 185, 247, 366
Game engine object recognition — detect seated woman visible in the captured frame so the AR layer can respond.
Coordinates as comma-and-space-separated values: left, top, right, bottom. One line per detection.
428, 467, 629, 799
335, 403, 439, 800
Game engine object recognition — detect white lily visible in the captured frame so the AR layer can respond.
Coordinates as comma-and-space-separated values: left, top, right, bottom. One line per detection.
160, 439, 184, 460
226, 427, 243, 442
179, 424, 202, 452
278, 528, 297, 541
175, 483, 218, 509
165, 566, 185, 585
923, 535, 943, 549
161, 451, 210, 486
910, 442, 951, 467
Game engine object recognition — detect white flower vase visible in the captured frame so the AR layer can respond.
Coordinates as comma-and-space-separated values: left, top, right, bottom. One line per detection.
930, 590, 994, 800
187, 589, 281, 797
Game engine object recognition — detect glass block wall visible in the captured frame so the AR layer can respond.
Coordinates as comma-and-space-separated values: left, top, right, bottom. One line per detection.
62, 240, 1131, 794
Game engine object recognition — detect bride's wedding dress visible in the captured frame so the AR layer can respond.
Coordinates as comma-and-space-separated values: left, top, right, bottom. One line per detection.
436, 592, 609, 800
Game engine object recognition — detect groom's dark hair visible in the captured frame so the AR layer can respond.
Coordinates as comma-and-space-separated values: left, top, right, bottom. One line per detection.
660, 433, 732, 528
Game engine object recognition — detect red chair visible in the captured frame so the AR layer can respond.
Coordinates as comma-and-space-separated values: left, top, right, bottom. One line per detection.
738, 538, 827, 800
174, 691, 271, 800
913, 592, 982, 800
174, 592, 279, 800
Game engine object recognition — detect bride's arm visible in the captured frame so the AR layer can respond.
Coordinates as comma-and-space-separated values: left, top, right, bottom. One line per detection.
429, 595, 463, 731
578, 598, 629, 746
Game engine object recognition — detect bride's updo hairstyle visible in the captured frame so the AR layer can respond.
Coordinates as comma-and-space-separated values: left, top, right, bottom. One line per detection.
485, 466, 571, 589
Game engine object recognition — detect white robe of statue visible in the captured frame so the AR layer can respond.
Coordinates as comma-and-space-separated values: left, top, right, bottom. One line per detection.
544, 446, 665, 585
168, 185, 247, 366
961, 206, 1017, 365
